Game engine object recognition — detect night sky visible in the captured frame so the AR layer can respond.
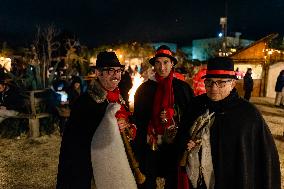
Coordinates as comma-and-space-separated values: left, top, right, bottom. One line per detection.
0, 0, 284, 48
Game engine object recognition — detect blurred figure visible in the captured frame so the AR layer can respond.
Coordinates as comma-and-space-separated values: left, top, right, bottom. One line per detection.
51, 79, 70, 134
67, 76, 84, 108
243, 68, 253, 101
0, 65, 5, 79
118, 69, 133, 108
192, 65, 207, 96
0, 78, 25, 123
174, 67, 186, 81
235, 67, 244, 79
274, 70, 284, 107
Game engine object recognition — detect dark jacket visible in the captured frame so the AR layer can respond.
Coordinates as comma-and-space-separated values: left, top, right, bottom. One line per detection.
67, 78, 84, 109
243, 73, 253, 92
178, 89, 281, 189
118, 71, 133, 107
133, 77, 194, 188
0, 84, 25, 112
275, 72, 284, 92
56, 80, 110, 189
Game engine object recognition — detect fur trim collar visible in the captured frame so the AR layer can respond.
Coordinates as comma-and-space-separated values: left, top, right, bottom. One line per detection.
88, 79, 125, 104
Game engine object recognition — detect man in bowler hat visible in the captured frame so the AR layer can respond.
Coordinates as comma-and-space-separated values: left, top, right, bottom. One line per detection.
133, 45, 194, 189
56, 51, 137, 189
177, 57, 280, 189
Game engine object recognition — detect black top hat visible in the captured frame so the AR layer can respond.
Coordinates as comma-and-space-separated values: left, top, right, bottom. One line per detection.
149, 45, 177, 66
202, 57, 237, 79
96, 51, 124, 68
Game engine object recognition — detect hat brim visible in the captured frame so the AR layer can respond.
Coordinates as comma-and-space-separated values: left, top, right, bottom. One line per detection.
95, 63, 125, 69
201, 74, 237, 79
149, 54, 177, 66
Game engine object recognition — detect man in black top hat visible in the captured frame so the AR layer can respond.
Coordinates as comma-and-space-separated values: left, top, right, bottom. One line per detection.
133, 45, 194, 189
56, 51, 138, 189
177, 57, 280, 189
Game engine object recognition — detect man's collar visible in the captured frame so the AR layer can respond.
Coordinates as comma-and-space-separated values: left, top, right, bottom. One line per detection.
88, 79, 125, 104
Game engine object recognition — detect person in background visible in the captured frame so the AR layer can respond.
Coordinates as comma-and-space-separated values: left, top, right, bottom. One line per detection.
235, 67, 244, 79
56, 51, 137, 189
51, 79, 70, 135
0, 77, 25, 123
133, 45, 194, 189
243, 68, 253, 101
67, 76, 84, 108
274, 69, 284, 108
192, 65, 207, 96
177, 57, 280, 189
118, 69, 133, 108
174, 67, 186, 81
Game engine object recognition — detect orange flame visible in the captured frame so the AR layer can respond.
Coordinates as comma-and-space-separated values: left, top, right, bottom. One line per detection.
128, 72, 144, 112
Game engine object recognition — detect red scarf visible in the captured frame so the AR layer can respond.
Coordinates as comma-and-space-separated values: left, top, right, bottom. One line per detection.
105, 87, 131, 120
148, 71, 175, 138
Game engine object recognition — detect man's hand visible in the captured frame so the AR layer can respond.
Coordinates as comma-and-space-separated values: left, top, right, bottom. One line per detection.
187, 139, 201, 151
117, 118, 129, 132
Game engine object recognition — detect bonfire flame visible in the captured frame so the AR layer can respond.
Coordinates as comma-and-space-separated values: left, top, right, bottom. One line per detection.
128, 72, 144, 112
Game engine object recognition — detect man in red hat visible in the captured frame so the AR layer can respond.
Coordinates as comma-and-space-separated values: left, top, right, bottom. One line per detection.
133, 45, 194, 189
57, 51, 137, 189
177, 57, 280, 189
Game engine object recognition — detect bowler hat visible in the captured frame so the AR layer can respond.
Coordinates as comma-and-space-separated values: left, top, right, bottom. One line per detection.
149, 45, 177, 66
96, 51, 124, 68
202, 57, 237, 79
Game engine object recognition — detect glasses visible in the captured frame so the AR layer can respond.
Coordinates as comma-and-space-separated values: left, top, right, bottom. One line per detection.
101, 68, 124, 75
204, 79, 232, 88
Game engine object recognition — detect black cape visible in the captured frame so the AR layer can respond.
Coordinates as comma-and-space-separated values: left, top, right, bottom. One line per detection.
178, 89, 281, 189
56, 80, 111, 189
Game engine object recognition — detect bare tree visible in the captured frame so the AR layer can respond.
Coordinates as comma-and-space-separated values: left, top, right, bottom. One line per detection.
42, 25, 60, 87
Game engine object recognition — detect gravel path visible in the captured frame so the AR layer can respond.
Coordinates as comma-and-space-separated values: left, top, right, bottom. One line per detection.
0, 97, 283, 189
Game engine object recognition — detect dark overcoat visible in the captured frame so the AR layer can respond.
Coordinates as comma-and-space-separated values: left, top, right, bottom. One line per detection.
275, 73, 284, 92
133, 78, 194, 188
0, 85, 25, 112
178, 89, 281, 189
56, 80, 109, 189
243, 73, 253, 92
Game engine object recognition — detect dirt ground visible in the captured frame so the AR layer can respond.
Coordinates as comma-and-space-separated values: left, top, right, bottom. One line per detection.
0, 97, 283, 189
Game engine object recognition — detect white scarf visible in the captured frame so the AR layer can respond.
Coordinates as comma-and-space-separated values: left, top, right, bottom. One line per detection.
90, 103, 137, 189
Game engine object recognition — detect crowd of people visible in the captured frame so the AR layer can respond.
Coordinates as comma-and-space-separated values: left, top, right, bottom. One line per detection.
0, 45, 281, 189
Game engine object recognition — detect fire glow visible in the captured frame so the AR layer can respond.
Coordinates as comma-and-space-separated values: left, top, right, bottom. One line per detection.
128, 72, 144, 112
